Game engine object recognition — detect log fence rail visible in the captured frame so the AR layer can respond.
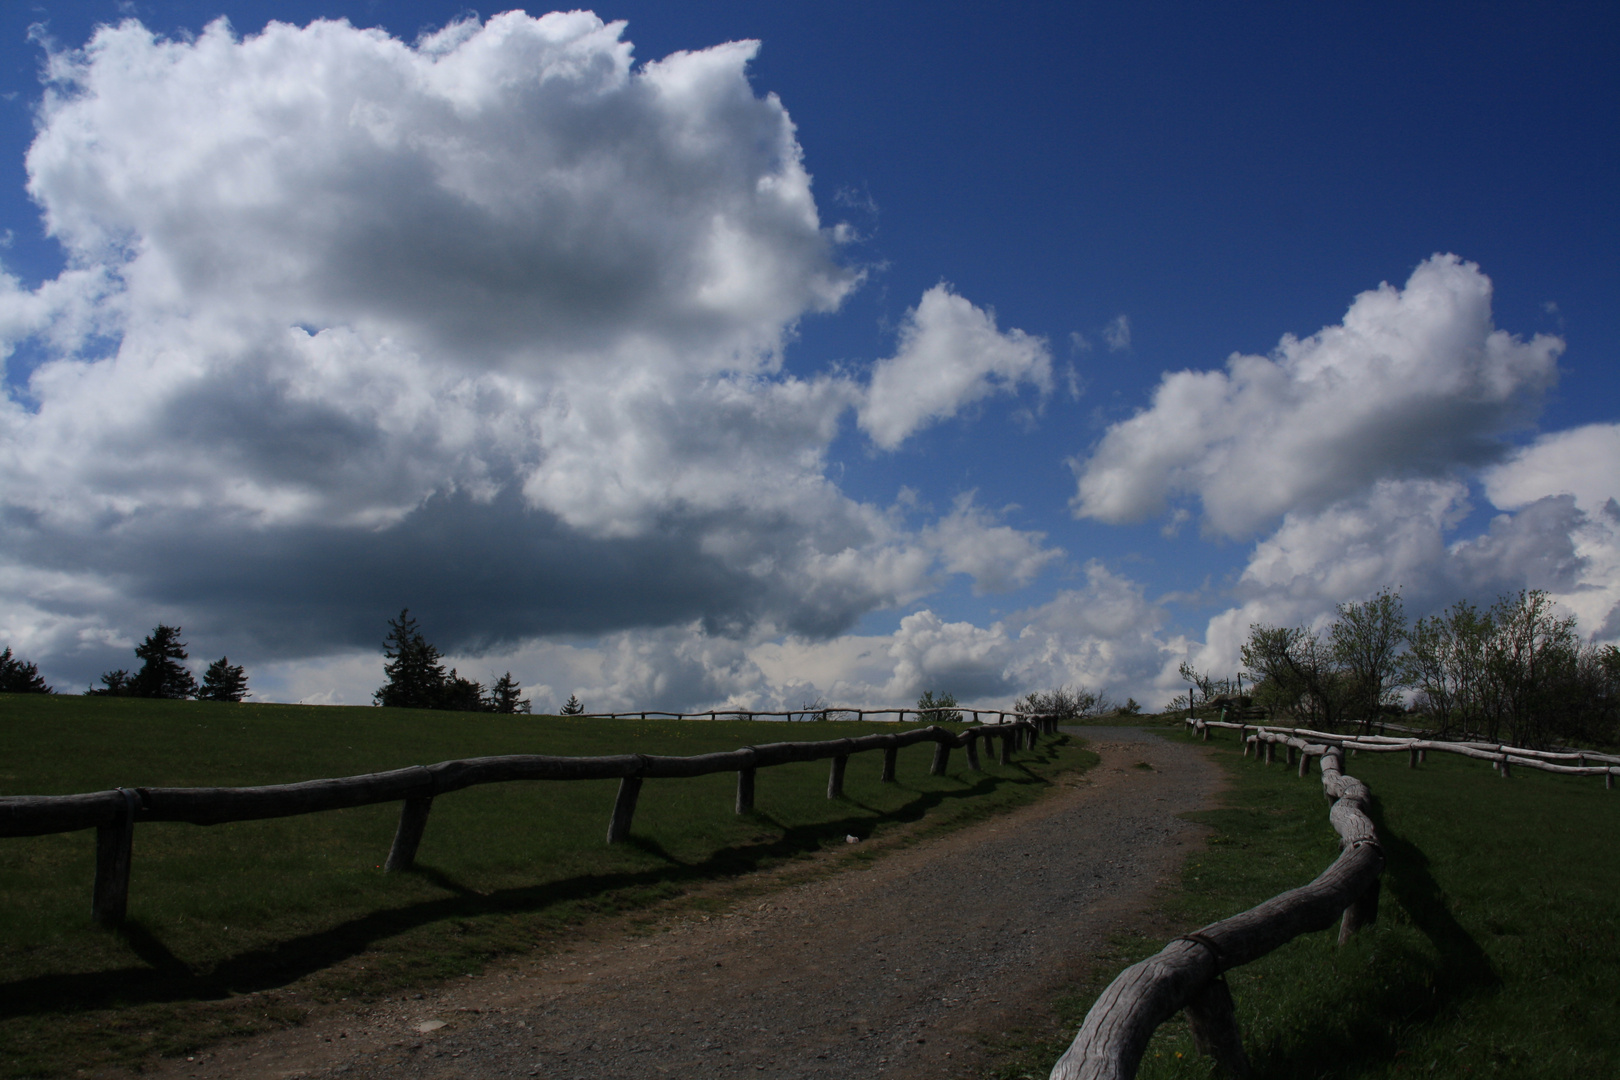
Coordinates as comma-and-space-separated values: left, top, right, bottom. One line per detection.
1051, 726, 1382, 1079
1188, 717, 1620, 788
0, 712, 1061, 926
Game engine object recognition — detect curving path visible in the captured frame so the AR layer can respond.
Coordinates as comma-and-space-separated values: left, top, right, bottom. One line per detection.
144, 727, 1220, 1080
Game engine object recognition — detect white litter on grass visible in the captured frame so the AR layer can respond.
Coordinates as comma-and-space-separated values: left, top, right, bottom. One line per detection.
413, 1019, 447, 1034
845, 835, 861, 844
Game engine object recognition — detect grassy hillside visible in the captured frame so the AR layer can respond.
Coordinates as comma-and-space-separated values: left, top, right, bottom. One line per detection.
0, 693, 1092, 1077
993, 722, 1620, 1079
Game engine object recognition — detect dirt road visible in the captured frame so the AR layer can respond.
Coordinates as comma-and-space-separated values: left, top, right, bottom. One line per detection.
143, 727, 1219, 1080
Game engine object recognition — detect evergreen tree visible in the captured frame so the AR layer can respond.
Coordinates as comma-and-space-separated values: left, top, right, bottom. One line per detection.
0, 647, 51, 693
487, 672, 532, 714
374, 609, 447, 709
198, 656, 250, 702
130, 624, 197, 699
87, 669, 134, 696
559, 693, 584, 715
438, 668, 486, 713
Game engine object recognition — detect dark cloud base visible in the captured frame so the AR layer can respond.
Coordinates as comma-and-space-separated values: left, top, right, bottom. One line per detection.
8, 486, 874, 686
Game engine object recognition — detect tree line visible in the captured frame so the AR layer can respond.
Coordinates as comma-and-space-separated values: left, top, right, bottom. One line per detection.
0, 627, 249, 700
1182, 588, 1620, 749
373, 609, 533, 714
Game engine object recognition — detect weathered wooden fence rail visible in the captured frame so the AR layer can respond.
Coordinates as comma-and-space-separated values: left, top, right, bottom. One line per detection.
1189, 718, 1620, 788
1051, 733, 1381, 1079
0, 714, 1059, 926
575, 707, 1035, 722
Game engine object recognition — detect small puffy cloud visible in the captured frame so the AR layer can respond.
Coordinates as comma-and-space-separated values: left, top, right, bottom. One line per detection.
1072, 255, 1562, 537
858, 284, 1051, 449
1103, 314, 1131, 352
922, 493, 1064, 594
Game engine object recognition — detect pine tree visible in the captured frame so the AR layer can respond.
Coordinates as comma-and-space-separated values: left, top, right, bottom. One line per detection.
487, 672, 531, 714
87, 669, 134, 696
559, 693, 584, 715
438, 668, 486, 713
374, 609, 448, 710
0, 647, 51, 693
198, 656, 249, 702
130, 625, 197, 699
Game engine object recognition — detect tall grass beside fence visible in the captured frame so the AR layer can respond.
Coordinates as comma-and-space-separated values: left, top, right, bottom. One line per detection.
993, 721, 1620, 1080
0, 693, 1091, 1078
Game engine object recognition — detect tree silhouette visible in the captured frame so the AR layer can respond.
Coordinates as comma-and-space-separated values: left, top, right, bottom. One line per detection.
0, 647, 51, 694
129, 625, 197, 699
374, 609, 447, 709
487, 672, 532, 714
559, 693, 584, 715
198, 656, 249, 701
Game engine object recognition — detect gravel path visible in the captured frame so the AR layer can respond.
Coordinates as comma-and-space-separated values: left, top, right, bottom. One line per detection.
148, 727, 1220, 1080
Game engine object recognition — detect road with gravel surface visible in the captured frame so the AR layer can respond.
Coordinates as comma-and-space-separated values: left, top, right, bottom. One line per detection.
143, 726, 1220, 1080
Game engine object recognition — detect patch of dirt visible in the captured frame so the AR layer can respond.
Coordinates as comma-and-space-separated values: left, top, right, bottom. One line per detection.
128, 728, 1220, 1080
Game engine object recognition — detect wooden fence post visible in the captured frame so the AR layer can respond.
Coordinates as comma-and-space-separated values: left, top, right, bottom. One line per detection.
965, 734, 982, 772
606, 776, 644, 843
1338, 878, 1381, 944
998, 731, 1012, 766
1286, 744, 1297, 767
735, 767, 756, 813
881, 746, 898, 782
384, 795, 433, 872
930, 739, 951, 776
1264, 740, 1275, 765
1298, 751, 1313, 778
1184, 976, 1251, 1078
92, 788, 138, 925
827, 755, 848, 798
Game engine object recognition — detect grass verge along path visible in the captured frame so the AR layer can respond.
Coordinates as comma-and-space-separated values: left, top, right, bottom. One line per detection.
990, 720, 1620, 1080
0, 694, 1091, 1079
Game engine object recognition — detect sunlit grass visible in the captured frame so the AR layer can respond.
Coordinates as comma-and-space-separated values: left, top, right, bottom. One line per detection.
0, 693, 1093, 1077
990, 721, 1620, 1080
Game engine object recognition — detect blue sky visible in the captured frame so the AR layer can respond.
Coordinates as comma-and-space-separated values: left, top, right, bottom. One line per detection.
0, 1, 1615, 709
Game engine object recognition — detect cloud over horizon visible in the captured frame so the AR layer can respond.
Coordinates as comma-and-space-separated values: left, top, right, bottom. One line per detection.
0, 12, 1061, 691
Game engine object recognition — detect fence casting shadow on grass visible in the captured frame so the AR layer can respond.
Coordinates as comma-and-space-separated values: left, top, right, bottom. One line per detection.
0, 729, 1062, 1021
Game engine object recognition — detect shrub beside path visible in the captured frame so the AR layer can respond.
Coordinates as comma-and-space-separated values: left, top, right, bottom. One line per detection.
136, 728, 1220, 1080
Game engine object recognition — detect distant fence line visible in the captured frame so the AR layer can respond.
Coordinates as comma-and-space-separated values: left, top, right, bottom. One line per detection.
1188, 717, 1620, 787
0, 713, 1060, 926
574, 707, 1034, 723
1052, 730, 1382, 1078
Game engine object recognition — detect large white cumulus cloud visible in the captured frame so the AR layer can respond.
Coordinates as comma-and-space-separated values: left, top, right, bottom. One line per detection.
1072, 255, 1562, 538
0, 12, 1058, 689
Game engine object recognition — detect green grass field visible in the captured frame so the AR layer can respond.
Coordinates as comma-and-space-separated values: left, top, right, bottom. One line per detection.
0, 693, 1092, 1078
992, 722, 1620, 1080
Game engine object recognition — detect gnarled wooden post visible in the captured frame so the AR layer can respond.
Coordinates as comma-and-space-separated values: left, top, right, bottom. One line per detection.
384, 794, 433, 871
92, 788, 138, 925
998, 731, 1012, 766
606, 776, 643, 843
827, 755, 848, 798
1184, 976, 1251, 1078
881, 746, 898, 782
965, 734, 982, 772
930, 738, 951, 776
735, 767, 756, 813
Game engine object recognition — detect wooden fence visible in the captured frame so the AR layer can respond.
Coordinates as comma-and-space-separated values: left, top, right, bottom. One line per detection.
0, 714, 1057, 926
1051, 729, 1382, 1079
1188, 717, 1620, 788
573, 707, 1035, 723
